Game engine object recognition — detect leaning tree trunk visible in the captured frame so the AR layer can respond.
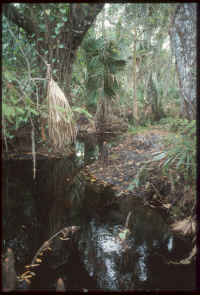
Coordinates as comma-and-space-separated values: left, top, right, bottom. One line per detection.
169, 4, 196, 121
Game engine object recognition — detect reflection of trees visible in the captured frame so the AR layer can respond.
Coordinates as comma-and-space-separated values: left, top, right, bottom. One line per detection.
132, 207, 170, 249
36, 157, 85, 240
32, 157, 86, 271
115, 205, 173, 290
2, 160, 38, 267
84, 139, 98, 165
3, 161, 36, 233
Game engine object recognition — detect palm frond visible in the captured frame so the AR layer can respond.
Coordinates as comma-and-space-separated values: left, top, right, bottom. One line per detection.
47, 78, 77, 150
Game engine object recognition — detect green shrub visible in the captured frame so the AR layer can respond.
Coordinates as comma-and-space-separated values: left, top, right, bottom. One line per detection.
153, 120, 196, 185
158, 117, 192, 133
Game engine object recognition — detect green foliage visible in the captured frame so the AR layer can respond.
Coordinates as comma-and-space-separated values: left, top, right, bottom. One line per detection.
3, 3, 185, 151
128, 119, 196, 193
2, 97, 39, 139
72, 107, 93, 119
128, 125, 151, 135
2, 23, 42, 142
73, 31, 127, 111
153, 120, 196, 184
158, 117, 192, 133
128, 165, 148, 191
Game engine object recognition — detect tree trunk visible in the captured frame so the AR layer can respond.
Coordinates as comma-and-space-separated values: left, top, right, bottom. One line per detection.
3, 3, 104, 104
169, 4, 196, 120
132, 29, 138, 125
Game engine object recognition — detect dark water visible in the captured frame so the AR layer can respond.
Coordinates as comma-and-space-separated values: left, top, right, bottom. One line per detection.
2, 152, 196, 291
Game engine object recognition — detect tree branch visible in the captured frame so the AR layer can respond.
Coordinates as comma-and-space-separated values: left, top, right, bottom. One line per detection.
3, 3, 104, 52
69, 3, 105, 51
3, 3, 37, 35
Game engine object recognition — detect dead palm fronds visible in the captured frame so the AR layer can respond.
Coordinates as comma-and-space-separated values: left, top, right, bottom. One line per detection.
46, 64, 77, 150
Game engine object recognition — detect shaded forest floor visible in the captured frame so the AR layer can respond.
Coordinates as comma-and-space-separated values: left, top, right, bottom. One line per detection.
85, 128, 167, 195
84, 127, 172, 205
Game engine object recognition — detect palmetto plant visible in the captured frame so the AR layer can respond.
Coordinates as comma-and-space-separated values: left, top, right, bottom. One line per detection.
152, 120, 196, 185
81, 35, 126, 132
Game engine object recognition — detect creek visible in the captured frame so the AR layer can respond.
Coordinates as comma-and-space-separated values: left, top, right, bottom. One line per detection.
2, 142, 195, 291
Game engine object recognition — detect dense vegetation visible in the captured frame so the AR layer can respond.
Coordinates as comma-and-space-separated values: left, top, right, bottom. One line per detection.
3, 3, 196, 138
2, 3, 196, 277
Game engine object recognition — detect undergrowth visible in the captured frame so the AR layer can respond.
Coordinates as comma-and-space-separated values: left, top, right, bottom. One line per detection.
128, 119, 196, 222
158, 117, 193, 133
128, 124, 152, 135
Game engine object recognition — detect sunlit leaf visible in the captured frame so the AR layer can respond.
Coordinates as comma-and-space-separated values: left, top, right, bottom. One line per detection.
45, 9, 50, 15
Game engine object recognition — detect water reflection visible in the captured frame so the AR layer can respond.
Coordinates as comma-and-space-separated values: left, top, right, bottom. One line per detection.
78, 203, 195, 291
167, 236, 173, 252
75, 140, 99, 165
2, 158, 195, 292
137, 243, 147, 281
